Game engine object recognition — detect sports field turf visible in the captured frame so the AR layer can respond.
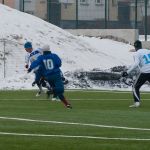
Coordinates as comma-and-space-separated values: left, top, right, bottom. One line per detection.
0, 90, 150, 150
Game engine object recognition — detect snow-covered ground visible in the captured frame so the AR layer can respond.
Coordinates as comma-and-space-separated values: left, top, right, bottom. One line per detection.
0, 4, 149, 91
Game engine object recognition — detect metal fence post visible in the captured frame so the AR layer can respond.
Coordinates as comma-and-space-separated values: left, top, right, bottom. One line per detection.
135, 0, 137, 29
3, 39, 6, 78
47, 0, 51, 22
76, 0, 78, 29
22, 0, 24, 12
105, 0, 107, 29
19, 0, 24, 12
145, 0, 147, 41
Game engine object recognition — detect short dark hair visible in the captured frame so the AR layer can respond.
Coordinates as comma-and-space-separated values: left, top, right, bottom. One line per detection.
134, 40, 142, 49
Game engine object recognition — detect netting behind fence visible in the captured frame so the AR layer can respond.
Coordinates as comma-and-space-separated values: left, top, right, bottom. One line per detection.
0, 39, 26, 78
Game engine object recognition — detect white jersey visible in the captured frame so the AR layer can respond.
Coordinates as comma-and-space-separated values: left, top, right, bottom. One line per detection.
25, 48, 43, 65
127, 49, 150, 74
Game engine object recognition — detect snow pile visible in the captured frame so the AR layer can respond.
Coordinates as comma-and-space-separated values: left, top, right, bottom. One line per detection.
0, 4, 137, 90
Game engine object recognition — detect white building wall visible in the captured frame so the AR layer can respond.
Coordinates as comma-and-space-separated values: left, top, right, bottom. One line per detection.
59, 0, 74, 3
78, 0, 105, 20
14, 0, 20, 10
24, 0, 36, 14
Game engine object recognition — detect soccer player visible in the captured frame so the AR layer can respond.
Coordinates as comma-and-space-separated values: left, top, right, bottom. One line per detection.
122, 40, 150, 108
24, 42, 50, 96
27, 45, 72, 109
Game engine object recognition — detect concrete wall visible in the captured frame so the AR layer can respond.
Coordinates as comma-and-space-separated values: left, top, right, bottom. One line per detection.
66, 29, 139, 44
35, 0, 47, 20
61, 2, 76, 20
78, 0, 105, 20
142, 41, 150, 49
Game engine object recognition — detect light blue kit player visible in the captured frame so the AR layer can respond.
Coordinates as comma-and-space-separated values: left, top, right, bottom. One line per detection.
122, 40, 150, 108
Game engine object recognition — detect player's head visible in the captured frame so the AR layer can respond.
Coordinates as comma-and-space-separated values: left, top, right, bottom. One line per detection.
24, 41, 33, 53
134, 40, 142, 51
42, 45, 50, 52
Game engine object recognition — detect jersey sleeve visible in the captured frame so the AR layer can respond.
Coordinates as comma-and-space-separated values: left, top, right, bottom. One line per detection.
54, 54, 62, 67
29, 57, 42, 71
127, 53, 140, 74
25, 53, 30, 65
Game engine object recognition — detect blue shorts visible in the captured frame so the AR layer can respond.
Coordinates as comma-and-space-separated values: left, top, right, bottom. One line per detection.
45, 72, 64, 95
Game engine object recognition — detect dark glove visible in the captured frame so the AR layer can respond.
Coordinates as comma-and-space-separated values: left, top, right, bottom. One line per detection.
63, 79, 69, 85
25, 64, 28, 69
27, 68, 32, 73
32, 81, 36, 86
122, 71, 128, 77
61, 77, 65, 81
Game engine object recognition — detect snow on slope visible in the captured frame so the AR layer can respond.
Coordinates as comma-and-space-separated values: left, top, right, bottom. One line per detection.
0, 4, 135, 89
0, 4, 109, 72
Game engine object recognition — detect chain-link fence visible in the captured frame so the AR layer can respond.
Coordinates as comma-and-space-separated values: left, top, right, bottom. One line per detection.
0, 39, 25, 79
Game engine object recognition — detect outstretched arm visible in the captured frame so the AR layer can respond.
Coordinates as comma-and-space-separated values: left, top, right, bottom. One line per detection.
127, 54, 140, 74
28, 58, 41, 73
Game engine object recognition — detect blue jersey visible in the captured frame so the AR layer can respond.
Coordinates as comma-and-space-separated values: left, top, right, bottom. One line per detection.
30, 52, 61, 78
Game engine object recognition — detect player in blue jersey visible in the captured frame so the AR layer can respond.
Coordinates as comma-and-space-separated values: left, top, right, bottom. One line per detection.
28, 45, 72, 109
24, 42, 50, 96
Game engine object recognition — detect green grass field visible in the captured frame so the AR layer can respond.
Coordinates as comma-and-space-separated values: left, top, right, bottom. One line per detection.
0, 90, 150, 150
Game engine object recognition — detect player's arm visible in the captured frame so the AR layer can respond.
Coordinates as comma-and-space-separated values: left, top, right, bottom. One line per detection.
127, 54, 140, 74
54, 54, 62, 67
122, 53, 140, 77
28, 57, 41, 72
25, 53, 30, 69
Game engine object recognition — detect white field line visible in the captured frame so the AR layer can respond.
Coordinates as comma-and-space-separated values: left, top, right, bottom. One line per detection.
0, 132, 150, 141
66, 90, 150, 94
0, 98, 150, 101
66, 90, 132, 93
0, 116, 150, 131
2, 89, 150, 94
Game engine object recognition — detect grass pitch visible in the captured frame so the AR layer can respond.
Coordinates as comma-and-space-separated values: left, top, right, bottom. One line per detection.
0, 90, 150, 150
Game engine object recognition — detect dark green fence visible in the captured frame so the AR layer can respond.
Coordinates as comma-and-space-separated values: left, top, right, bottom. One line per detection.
47, 0, 149, 40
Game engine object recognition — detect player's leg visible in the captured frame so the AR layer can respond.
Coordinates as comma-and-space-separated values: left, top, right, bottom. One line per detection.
36, 83, 42, 97
52, 73, 72, 108
57, 93, 72, 108
45, 81, 55, 99
34, 71, 43, 97
146, 73, 150, 83
40, 78, 51, 91
130, 73, 147, 107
